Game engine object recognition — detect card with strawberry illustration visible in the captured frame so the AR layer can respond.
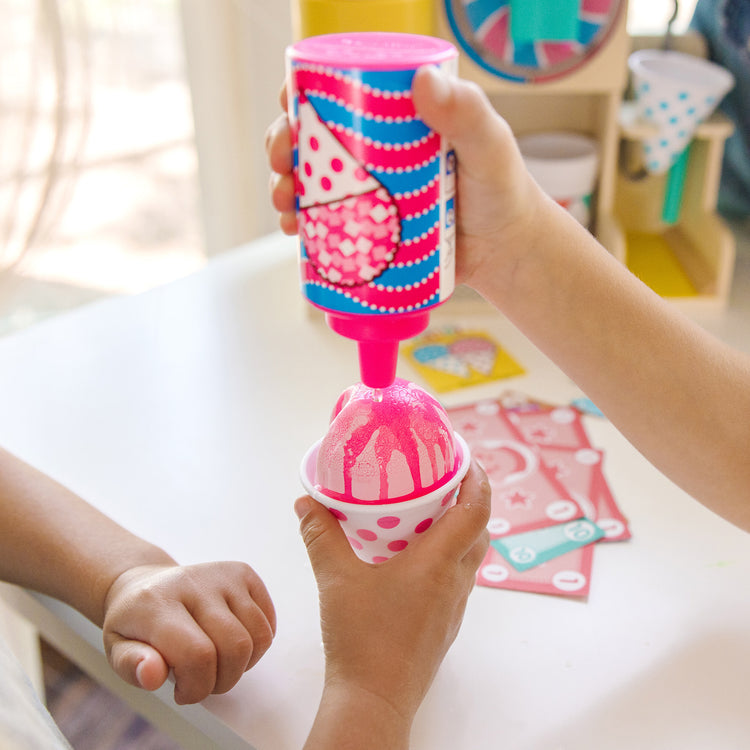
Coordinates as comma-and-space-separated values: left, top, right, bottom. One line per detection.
404, 327, 525, 392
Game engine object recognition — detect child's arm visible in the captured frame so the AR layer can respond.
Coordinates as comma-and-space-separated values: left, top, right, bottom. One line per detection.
411, 67, 750, 529
266, 66, 750, 528
295, 462, 491, 750
0, 448, 276, 704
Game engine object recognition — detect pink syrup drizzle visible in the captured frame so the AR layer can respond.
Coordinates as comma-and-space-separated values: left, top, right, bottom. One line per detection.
319, 378, 457, 503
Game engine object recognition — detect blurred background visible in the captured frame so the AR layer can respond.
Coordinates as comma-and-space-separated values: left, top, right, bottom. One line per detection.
0, 0, 290, 336
0, 0, 697, 338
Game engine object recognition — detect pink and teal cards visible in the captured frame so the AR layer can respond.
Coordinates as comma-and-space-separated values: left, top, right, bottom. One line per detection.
447, 393, 630, 598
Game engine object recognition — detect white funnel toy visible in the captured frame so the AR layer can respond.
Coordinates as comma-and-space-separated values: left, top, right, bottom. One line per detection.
628, 49, 734, 175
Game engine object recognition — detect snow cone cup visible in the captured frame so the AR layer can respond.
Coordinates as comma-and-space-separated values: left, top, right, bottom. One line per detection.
628, 49, 734, 175
301, 433, 471, 563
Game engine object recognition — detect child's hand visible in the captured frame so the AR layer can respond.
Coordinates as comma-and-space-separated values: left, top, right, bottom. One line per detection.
265, 68, 544, 293
410, 66, 542, 291
102, 561, 276, 704
296, 461, 490, 744
266, 86, 298, 236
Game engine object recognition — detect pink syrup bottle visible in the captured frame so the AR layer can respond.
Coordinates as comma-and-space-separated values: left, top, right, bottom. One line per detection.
286, 32, 458, 387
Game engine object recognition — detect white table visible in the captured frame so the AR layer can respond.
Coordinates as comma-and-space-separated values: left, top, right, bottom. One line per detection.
2, 230, 750, 750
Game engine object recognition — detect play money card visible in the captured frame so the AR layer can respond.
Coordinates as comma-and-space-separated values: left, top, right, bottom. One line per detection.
491, 518, 605, 572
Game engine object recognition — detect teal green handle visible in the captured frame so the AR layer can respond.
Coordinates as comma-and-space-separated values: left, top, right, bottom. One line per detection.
661, 144, 692, 225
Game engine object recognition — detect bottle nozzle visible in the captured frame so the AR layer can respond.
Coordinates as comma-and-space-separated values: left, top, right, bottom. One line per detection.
357, 340, 399, 388
325, 310, 430, 388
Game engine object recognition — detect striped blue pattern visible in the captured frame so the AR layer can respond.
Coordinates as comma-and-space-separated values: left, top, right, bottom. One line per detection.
304, 280, 439, 313
307, 94, 431, 144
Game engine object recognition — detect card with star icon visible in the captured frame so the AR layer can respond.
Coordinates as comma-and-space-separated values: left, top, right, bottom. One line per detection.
448, 399, 585, 538
447, 393, 630, 598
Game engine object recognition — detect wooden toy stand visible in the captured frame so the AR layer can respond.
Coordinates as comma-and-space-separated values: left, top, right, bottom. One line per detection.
291, 0, 736, 307
615, 34, 735, 307
434, 2, 736, 308
437, 3, 629, 252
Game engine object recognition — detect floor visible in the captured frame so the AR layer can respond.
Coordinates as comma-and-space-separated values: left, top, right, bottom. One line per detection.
42, 643, 181, 750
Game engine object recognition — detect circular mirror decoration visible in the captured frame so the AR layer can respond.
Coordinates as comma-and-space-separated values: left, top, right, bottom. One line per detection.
444, 0, 625, 83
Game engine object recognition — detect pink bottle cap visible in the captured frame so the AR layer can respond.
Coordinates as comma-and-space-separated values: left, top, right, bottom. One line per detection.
326, 310, 430, 388
287, 32, 457, 71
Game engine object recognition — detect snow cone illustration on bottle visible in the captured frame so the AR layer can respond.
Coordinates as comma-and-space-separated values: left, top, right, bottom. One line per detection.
287, 32, 459, 387
296, 92, 401, 287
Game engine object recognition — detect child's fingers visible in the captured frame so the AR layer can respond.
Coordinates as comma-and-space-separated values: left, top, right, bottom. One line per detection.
236, 564, 278, 641
265, 112, 298, 234
183, 606, 256, 694
463, 525, 491, 573
108, 604, 219, 704
279, 210, 299, 235
265, 114, 294, 175
295, 495, 361, 579
161, 616, 220, 705
269, 170, 298, 235
224, 596, 276, 673
107, 636, 169, 692
270, 172, 296, 213
412, 66, 516, 181
416, 461, 491, 563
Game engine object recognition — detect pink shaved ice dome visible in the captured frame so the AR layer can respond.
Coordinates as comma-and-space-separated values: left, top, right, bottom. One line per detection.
315, 378, 458, 503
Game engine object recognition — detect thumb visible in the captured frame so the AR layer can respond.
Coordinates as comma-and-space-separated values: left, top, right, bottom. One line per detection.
294, 495, 358, 575
412, 65, 518, 179
107, 636, 170, 692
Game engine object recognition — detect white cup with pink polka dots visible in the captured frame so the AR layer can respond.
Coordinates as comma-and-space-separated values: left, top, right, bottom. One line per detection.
300, 433, 471, 563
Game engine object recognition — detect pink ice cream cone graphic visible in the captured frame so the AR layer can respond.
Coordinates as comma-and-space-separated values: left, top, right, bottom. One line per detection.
412, 343, 470, 377
297, 96, 401, 286
449, 336, 498, 375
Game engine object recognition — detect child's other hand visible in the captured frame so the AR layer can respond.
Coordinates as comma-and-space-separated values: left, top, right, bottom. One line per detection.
266, 85, 298, 236
102, 561, 276, 704
296, 460, 490, 724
